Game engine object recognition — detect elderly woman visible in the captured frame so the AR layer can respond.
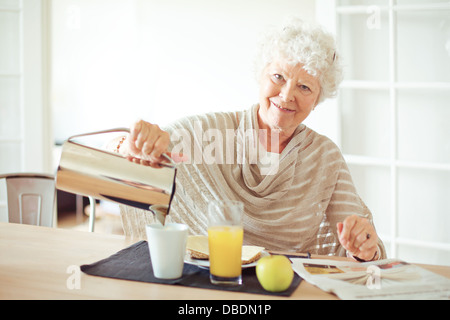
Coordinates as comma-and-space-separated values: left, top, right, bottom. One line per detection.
114, 18, 385, 262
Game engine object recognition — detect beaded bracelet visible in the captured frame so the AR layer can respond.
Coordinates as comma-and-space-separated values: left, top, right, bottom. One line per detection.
115, 136, 126, 153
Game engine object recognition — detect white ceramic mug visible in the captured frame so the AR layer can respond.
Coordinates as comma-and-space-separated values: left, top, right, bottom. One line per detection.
145, 223, 188, 279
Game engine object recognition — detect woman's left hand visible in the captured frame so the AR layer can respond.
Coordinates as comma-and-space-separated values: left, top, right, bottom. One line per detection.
337, 215, 378, 262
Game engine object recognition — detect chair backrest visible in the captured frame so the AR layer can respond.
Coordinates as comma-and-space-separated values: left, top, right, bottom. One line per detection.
0, 173, 55, 227
119, 204, 158, 240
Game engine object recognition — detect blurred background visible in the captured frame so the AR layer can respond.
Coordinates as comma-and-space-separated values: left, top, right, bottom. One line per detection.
0, 0, 449, 265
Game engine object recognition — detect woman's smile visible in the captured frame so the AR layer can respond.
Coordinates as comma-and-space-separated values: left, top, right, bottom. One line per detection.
270, 100, 295, 113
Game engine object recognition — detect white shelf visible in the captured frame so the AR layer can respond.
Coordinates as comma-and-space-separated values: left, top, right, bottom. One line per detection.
0, 73, 22, 78
336, 5, 389, 14
337, 3, 450, 14
0, 138, 22, 143
341, 81, 391, 90
0, 7, 21, 13
395, 237, 450, 252
341, 80, 450, 90
378, 234, 450, 252
344, 154, 450, 172
394, 3, 450, 12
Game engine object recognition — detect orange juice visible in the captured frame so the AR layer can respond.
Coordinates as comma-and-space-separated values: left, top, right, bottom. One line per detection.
208, 225, 244, 278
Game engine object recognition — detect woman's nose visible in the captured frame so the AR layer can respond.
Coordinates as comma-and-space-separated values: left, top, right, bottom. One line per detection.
279, 83, 295, 102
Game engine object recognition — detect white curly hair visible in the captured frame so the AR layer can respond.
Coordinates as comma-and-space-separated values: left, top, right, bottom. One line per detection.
255, 17, 343, 104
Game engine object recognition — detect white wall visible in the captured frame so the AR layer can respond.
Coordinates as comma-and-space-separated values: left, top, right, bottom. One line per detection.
51, 0, 327, 148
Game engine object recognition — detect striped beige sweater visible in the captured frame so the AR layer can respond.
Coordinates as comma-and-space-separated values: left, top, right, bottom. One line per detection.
121, 105, 386, 258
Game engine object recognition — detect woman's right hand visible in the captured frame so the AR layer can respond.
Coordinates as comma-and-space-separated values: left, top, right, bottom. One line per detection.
127, 119, 171, 165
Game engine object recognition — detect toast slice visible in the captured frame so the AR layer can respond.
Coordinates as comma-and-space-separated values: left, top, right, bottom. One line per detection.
186, 235, 265, 265
186, 235, 209, 260
241, 245, 265, 264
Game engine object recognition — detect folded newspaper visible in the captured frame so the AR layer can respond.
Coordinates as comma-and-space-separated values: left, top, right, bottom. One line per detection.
291, 258, 450, 300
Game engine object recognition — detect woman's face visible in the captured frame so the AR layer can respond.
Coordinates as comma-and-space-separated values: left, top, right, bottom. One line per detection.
258, 58, 321, 136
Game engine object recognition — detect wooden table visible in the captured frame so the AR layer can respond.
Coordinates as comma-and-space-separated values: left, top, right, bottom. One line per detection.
1, 222, 449, 300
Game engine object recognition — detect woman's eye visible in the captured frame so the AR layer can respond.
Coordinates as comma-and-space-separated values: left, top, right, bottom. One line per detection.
272, 74, 284, 82
299, 84, 311, 92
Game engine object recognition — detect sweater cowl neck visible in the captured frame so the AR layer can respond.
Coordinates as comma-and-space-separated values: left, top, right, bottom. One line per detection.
234, 105, 313, 200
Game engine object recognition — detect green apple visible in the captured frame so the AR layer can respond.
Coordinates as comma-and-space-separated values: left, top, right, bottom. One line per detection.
256, 255, 294, 292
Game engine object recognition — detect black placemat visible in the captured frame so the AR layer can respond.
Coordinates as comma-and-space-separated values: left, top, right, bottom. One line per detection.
80, 240, 302, 297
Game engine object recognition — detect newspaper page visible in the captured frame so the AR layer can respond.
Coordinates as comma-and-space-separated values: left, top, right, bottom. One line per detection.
291, 258, 450, 300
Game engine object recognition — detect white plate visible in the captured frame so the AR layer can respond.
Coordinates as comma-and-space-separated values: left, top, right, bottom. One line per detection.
184, 251, 269, 269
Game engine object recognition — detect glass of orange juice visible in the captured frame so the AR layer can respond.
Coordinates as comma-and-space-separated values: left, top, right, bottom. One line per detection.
208, 200, 244, 286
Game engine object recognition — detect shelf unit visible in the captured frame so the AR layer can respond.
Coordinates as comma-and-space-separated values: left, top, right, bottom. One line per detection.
0, 0, 50, 215
333, 0, 450, 264
0, 1, 24, 213
0, 1, 24, 154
